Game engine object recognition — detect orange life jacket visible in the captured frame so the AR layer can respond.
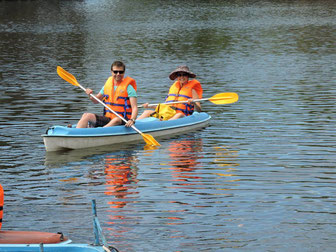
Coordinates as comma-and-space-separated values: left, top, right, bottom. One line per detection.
102, 76, 137, 120
165, 79, 202, 116
0, 184, 3, 230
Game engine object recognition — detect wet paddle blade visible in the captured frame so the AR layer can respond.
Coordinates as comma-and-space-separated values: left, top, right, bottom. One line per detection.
141, 133, 160, 146
209, 92, 239, 105
57, 66, 80, 87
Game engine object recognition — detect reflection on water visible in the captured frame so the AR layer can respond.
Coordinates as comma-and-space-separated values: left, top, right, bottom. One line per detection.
165, 138, 204, 227
104, 153, 139, 209
103, 151, 139, 248
213, 146, 239, 179
168, 138, 203, 183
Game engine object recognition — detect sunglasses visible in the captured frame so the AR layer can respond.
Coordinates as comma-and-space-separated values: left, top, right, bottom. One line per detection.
176, 72, 188, 77
112, 70, 125, 74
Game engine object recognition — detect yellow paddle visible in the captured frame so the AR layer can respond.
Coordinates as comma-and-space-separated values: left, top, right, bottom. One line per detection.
141, 92, 239, 107
57, 66, 160, 147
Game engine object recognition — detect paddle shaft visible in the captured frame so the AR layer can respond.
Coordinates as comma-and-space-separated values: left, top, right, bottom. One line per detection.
77, 83, 143, 135
144, 98, 208, 107
138, 92, 238, 108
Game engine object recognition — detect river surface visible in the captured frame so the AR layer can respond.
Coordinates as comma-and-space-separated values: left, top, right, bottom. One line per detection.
0, 0, 335, 251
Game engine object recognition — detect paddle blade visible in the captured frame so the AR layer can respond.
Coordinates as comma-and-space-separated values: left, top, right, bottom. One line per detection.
209, 92, 239, 105
141, 133, 160, 146
57, 66, 80, 87
144, 144, 160, 151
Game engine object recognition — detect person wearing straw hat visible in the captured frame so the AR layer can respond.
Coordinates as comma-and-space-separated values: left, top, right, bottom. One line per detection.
138, 65, 203, 120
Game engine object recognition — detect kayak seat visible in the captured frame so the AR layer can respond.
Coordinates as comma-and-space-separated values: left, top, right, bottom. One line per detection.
136, 117, 159, 123
0, 230, 69, 244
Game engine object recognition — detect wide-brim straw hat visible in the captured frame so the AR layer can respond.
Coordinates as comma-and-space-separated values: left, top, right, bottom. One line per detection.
169, 65, 196, 80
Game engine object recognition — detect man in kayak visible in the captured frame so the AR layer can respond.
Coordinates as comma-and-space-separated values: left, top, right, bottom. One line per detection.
137, 65, 203, 120
76, 61, 138, 128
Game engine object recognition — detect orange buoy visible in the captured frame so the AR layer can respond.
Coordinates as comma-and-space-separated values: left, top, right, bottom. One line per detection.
0, 230, 69, 244
0, 184, 3, 230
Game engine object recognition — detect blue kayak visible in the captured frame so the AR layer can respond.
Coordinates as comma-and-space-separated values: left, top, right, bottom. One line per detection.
42, 112, 211, 151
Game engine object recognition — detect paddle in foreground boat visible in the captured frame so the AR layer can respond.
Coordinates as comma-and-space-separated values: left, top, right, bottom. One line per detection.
143, 92, 239, 107
57, 66, 160, 147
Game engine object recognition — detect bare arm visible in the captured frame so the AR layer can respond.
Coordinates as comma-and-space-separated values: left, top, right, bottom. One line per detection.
86, 88, 103, 104
191, 89, 202, 112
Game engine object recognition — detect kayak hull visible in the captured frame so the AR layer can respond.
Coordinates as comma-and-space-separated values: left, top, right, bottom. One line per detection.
0, 231, 107, 252
0, 243, 111, 252
42, 112, 211, 151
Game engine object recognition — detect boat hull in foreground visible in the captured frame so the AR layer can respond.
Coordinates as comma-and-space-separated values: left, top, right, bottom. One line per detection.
0, 243, 108, 252
42, 112, 211, 151
0, 200, 118, 252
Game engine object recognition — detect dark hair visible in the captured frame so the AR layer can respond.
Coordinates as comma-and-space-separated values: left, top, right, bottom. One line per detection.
111, 61, 126, 71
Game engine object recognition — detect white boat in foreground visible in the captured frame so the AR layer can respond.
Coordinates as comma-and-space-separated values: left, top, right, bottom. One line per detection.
42, 112, 211, 151
0, 200, 118, 252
